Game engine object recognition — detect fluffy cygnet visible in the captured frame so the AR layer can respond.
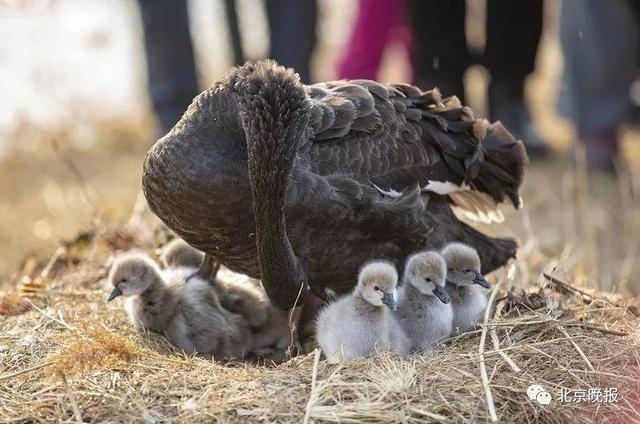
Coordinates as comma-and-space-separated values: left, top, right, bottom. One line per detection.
315, 261, 410, 363
159, 238, 205, 270
395, 251, 453, 351
159, 239, 269, 329
107, 252, 251, 360
160, 239, 290, 351
441, 243, 490, 335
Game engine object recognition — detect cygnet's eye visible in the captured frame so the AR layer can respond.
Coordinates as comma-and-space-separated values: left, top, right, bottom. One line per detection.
464, 269, 471, 273
373, 285, 380, 291
119, 278, 127, 284
448, 268, 453, 272
425, 278, 432, 282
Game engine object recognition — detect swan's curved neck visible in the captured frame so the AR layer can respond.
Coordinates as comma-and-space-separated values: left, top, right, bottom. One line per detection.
236, 68, 310, 309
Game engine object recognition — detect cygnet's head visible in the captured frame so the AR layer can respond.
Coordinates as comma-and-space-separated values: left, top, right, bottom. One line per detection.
404, 251, 450, 303
441, 243, 489, 288
356, 261, 399, 310
107, 252, 163, 301
159, 239, 204, 269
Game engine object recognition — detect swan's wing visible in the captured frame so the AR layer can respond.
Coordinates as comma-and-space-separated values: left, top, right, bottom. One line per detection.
303, 80, 528, 213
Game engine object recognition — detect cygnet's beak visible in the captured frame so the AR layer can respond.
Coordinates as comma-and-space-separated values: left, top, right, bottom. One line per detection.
433, 285, 451, 304
381, 291, 397, 311
473, 272, 490, 288
107, 287, 123, 302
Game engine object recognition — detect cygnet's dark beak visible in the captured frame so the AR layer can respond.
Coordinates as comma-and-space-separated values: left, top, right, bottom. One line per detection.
381, 291, 397, 311
473, 272, 490, 288
107, 287, 123, 302
433, 286, 451, 304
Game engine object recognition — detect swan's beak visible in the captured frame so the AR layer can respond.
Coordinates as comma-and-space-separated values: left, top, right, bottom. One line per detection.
473, 272, 490, 288
107, 287, 123, 302
381, 291, 397, 311
433, 286, 451, 304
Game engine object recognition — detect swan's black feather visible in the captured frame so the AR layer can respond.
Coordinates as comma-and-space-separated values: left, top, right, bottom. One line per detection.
143, 60, 526, 307
305, 79, 527, 208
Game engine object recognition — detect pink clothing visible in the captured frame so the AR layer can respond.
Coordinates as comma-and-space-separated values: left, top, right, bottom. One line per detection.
337, 0, 412, 80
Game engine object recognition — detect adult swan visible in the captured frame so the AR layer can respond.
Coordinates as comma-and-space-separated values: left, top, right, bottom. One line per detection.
143, 61, 527, 310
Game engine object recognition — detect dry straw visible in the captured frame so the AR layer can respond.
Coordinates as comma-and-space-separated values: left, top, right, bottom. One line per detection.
0, 228, 639, 423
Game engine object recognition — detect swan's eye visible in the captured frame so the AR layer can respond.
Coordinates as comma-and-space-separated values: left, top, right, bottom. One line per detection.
120, 278, 127, 284
448, 268, 453, 272
425, 278, 432, 282
374, 285, 380, 291
465, 269, 471, 273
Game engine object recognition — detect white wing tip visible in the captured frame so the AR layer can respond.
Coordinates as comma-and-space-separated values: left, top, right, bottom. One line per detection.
422, 180, 470, 195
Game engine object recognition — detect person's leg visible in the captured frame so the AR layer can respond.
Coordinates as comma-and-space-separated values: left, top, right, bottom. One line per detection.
222, 0, 245, 66
266, 0, 317, 83
336, 0, 405, 81
137, 0, 199, 135
407, 0, 468, 101
559, 0, 639, 169
485, 0, 546, 156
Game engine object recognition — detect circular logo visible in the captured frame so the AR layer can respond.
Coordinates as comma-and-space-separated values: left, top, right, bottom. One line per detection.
536, 391, 552, 405
527, 384, 544, 400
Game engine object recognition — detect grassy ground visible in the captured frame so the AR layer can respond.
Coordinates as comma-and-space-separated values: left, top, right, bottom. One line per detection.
0, 226, 638, 423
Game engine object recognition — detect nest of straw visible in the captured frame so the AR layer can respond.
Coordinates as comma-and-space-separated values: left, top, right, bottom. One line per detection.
1, 226, 639, 423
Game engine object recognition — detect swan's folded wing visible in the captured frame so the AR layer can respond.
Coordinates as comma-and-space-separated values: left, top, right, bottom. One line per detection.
286, 170, 430, 245
304, 80, 528, 210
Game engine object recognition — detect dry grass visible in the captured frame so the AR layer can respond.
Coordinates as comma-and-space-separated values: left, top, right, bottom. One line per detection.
1, 225, 639, 423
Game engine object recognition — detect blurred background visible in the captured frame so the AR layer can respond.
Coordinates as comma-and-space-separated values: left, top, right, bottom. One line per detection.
0, 0, 639, 294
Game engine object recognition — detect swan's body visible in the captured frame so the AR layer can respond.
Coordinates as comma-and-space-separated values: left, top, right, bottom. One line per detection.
315, 262, 410, 363
143, 60, 527, 309
395, 251, 453, 351
108, 253, 251, 359
441, 243, 490, 335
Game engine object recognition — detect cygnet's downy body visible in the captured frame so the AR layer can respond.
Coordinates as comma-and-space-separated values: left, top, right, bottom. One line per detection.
107, 252, 251, 360
160, 239, 289, 351
159, 239, 269, 329
315, 261, 410, 363
159, 238, 206, 270
395, 251, 453, 351
441, 243, 491, 335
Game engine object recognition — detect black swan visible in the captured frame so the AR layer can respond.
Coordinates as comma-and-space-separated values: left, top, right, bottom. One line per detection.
142, 60, 527, 310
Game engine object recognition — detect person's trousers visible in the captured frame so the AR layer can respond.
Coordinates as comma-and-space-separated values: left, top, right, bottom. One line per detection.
558, 0, 639, 137
137, 0, 199, 135
336, 0, 409, 81
137, 0, 317, 135
407, 0, 542, 109
265, 0, 317, 83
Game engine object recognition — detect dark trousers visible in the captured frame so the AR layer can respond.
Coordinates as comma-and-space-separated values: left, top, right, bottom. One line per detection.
138, 0, 199, 135
265, 0, 318, 83
137, 0, 317, 135
407, 0, 543, 116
